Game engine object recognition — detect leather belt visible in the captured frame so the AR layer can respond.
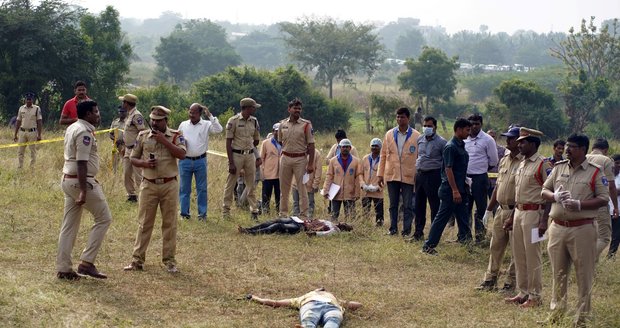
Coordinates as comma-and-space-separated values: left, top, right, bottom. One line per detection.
517, 203, 543, 211
553, 218, 594, 227
144, 176, 177, 184
20, 127, 36, 132
232, 149, 253, 155
499, 204, 515, 210
185, 153, 206, 160
418, 168, 440, 174
64, 174, 94, 179
282, 151, 306, 158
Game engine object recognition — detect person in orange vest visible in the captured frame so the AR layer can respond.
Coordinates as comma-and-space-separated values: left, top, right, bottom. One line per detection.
361, 138, 384, 226
322, 139, 362, 220
377, 107, 421, 236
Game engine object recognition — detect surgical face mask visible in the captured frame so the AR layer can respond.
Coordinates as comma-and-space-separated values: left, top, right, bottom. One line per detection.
423, 127, 434, 136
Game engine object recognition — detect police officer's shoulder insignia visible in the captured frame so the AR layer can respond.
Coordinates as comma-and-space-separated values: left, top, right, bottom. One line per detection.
546, 167, 553, 176
135, 115, 143, 126
555, 159, 569, 165
602, 176, 609, 186
83, 135, 91, 146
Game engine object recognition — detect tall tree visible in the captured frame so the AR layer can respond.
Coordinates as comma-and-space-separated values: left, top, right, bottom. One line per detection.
550, 17, 619, 132
279, 17, 384, 98
398, 47, 459, 112
232, 31, 286, 69
369, 94, 406, 132
394, 29, 426, 60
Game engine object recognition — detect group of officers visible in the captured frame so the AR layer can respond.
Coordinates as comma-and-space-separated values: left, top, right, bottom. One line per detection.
12, 80, 618, 326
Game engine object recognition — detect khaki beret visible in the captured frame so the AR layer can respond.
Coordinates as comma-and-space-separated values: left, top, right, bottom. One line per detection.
150, 105, 171, 119
240, 97, 261, 108
516, 127, 544, 141
118, 93, 138, 104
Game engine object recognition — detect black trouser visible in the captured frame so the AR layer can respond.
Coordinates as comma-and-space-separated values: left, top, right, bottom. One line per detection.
467, 173, 489, 240
414, 169, 441, 238
362, 197, 384, 223
244, 218, 302, 235
261, 179, 280, 213
609, 217, 620, 258
331, 200, 355, 220
387, 181, 414, 235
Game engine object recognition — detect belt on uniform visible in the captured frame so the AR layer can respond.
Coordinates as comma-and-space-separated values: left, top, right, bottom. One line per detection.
553, 218, 594, 227
63, 174, 94, 179
467, 173, 488, 178
232, 149, 253, 155
282, 151, 306, 158
20, 127, 36, 132
418, 168, 440, 174
499, 204, 515, 210
144, 176, 177, 184
517, 203, 543, 211
185, 153, 206, 160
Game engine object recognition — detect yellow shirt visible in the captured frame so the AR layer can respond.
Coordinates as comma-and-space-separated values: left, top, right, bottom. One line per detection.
288, 291, 345, 313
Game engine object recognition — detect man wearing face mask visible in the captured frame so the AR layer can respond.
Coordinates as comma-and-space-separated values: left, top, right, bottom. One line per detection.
411, 116, 446, 241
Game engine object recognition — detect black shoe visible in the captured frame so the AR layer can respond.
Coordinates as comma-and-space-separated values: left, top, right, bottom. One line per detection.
198, 215, 206, 222
181, 215, 191, 220
475, 279, 497, 291
375, 220, 384, 227
412, 234, 424, 241
251, 212, 259, 221
57, 270, 81, 281
421, 246, 438, 256
77, 262, 107, 279
386, 230, 397, 236
127, 195, 138, 203
499, 283, 514, 293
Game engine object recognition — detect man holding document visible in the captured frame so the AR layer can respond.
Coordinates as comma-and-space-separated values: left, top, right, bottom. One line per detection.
541, 134, 609, 326
322, 139, 362, 220
502, 127, 552, 308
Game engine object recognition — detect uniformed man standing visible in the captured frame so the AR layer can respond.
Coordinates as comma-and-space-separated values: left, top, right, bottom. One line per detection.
123, 106, 186, 273
541, 134, 609, 326
503, 127, 552, 308
120, 94, 146, 202
222, 98, 262, 220
109, 106, 127, 174
56, 100, 111, 280
278, 98, 315, 219
13, 92, 42, 169
475, 126, 521, 292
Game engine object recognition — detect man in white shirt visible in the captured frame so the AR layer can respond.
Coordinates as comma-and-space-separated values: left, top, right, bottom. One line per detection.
177, 103, 223, 221
464, 114, 499, 243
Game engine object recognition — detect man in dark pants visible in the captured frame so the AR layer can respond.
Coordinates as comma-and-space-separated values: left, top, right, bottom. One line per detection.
412, 116, 446, 241
422, 118, 473, 255
464, 114, 499, 243
608, 154, 620, 259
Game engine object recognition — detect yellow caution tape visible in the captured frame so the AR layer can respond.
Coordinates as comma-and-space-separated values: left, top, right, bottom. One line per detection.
0, 128, 116, 149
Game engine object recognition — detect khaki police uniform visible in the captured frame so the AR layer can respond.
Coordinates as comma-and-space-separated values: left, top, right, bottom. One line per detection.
278, 117, 314, 218
543, 158, 608, 323
292, 149, 322, 218
57, 119, 112, 272
513, 150, 551, 301
16, 103, 42, 168
223, 113, 260, 215
123, 106, 147, 197
484, 152, 521, 284
586, 150, 614, 256
130, 109, 186, 267
110, 117, 126, 173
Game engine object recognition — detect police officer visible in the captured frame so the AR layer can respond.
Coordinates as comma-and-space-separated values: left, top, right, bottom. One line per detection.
109, 106, 127, 174
14, 92, 42, 169
222, 98, 262, 219
541, 134, 609, 326
56, 100, 111, 280
278, 98, 315, 219
503, 127, 552, 308
120, 93, 146, 202
475, 126, 521, 292
123, 106, 186, 273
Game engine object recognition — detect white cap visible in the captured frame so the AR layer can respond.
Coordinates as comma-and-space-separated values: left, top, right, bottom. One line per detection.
370, 138, 382, 147
272, 123, 281, 131
339, 138, 352, 147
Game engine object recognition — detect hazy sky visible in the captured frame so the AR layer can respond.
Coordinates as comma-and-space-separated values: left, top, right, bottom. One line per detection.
72, 0, 618, 34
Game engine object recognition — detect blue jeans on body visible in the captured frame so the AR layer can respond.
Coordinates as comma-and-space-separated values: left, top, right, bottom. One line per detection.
424, 194, 472, 249
179, 156, 207, 217
387, 181, 414, 235
299, 300, 343, 328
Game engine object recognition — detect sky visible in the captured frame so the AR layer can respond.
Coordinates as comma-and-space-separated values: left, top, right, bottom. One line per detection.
71, 0, 619, 34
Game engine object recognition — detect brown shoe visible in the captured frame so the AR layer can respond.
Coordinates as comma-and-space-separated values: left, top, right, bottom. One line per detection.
504, 294, 528, 304
166, 263, 179, 273
123, 261, 143, 271
77, 262, 107, 279
57, 270, 81, 281
519, 298, 542, 308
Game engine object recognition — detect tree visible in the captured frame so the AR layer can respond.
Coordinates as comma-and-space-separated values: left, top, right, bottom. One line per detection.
369, 94, 406, 132
279, 17, 384, 99
155, 19, 241, 86
232, 31, 286, 69
394, 29, 425, 60
551, 17, 619, 132
492, 79, 565, 138
398, 47, 459, 112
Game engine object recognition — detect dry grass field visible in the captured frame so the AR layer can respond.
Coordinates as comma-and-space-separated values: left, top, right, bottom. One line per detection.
0, 125, 619, 328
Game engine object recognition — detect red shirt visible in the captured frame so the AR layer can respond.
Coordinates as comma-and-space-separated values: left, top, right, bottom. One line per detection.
61, 96, 89, 119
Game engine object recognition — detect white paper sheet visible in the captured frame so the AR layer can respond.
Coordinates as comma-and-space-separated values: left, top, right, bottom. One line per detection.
302, 173, 310, 184
531, 228, 547, 243
327, 183, 341, 200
